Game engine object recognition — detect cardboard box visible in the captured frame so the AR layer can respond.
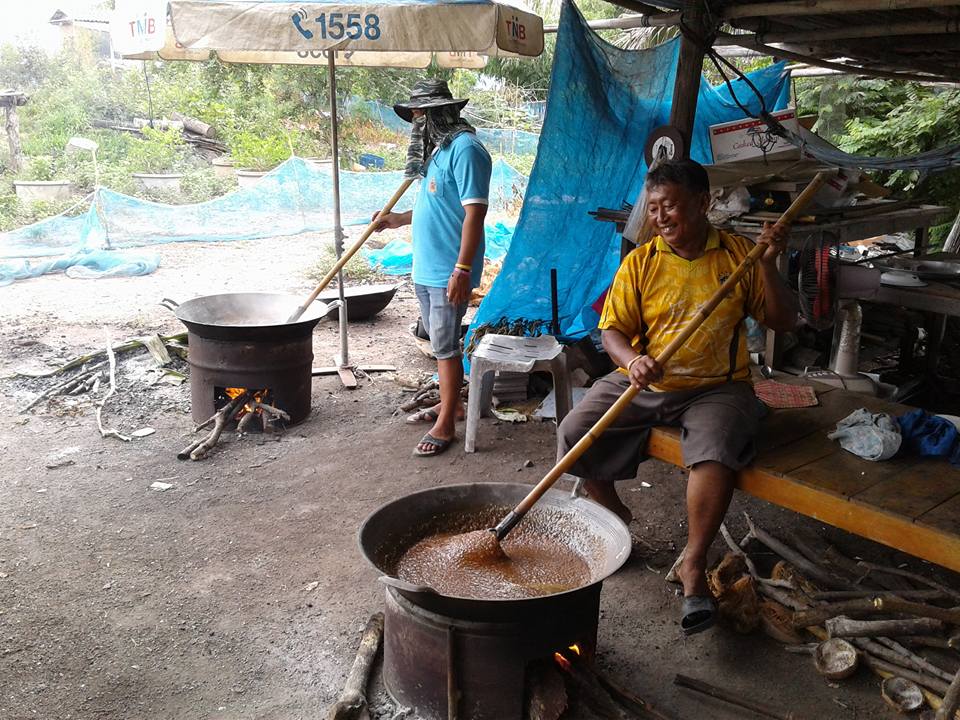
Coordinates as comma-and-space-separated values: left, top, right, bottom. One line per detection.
709, 108, 800, 164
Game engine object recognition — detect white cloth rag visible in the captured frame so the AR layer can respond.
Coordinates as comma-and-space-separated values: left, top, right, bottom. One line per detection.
827, 408, 902, 461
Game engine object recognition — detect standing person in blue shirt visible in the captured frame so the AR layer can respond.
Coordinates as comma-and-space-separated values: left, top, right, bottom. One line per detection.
373, 79, 492, 457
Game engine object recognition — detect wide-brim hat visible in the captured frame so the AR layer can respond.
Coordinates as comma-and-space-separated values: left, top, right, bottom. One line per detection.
394, 79, 468, 123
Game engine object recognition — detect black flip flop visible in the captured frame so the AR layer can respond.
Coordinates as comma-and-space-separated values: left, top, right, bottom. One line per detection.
680, 595, 718, 636
413, 432, 456, 457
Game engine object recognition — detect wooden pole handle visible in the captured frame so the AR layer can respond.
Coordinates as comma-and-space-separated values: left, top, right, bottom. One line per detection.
494, 172, 830, 538
287, 176, 415, 323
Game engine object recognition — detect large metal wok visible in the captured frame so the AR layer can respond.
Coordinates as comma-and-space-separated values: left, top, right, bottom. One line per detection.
358, 483, 631, 618
162, 292, 338, 341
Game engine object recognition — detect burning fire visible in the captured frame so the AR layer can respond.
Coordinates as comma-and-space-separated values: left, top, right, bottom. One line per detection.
224, 387, 269, 415
553, 643, 582, 670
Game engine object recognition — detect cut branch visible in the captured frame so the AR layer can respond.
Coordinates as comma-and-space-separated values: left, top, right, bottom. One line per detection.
796, 597, 960, 627
856, 561, 960, 603
937, 668, 960, 720
812, 589, 946, 601
825, 616, 945, 638
96, 343, 130, 442
720, 523, 795, 590
12, 332, 187, 379
178, 391, 249, 461
743, 513, 849, 589
325, 612, 384, 720
674, 674, 799, 720
19, 363, 106, 413
875, 637, 955, 683
862, 654, 951, 696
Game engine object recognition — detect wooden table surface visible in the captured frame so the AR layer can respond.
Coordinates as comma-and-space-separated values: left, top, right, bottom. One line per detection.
646, 376, 960, 573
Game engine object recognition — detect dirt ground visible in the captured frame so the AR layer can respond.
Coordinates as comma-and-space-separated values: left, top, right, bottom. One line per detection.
1, 232, 958, 720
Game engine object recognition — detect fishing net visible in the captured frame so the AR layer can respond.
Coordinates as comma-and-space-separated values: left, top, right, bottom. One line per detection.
0, 156, 526, 285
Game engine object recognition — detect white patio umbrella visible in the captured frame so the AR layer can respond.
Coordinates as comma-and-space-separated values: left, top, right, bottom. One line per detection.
116, 0, 544, 379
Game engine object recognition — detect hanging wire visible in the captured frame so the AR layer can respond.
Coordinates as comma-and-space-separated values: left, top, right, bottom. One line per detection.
701, 45, 960, 173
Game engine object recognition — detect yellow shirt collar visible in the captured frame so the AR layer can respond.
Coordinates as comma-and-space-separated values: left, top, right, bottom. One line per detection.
654, 226, 720, 255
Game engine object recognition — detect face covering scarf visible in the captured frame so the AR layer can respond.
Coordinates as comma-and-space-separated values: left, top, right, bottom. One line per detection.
403, 106, 476, 179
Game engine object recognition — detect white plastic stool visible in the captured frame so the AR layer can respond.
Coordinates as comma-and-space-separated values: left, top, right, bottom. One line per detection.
465, 334, 572, 453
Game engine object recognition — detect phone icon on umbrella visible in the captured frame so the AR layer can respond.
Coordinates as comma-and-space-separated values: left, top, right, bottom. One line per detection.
292, 9, 313, 39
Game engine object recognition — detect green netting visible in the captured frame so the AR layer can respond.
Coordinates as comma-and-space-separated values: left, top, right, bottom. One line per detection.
0, 156, 526, 285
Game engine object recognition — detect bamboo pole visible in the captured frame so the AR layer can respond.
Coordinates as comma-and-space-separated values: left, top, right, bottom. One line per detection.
721, 0, 960, 20
718, 20, 960, 45
714, 31, 953, 84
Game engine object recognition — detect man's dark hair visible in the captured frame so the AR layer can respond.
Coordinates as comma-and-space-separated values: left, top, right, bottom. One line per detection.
645, 159, 710, 195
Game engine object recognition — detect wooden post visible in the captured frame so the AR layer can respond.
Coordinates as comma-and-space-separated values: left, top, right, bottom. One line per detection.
668, 1, 716, 156
4, 104, 24, 174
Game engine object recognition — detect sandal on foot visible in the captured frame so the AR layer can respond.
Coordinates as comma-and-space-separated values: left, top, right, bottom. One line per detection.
413, 433, 456, 457
680, 595, 717, 636
406, 408, 439, 425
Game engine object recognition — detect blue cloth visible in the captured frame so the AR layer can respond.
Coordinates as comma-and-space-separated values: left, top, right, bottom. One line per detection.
365, 223, 514, 275
897, 409, 960, 465
412, 133, 491, 288
468, 2, 791, 342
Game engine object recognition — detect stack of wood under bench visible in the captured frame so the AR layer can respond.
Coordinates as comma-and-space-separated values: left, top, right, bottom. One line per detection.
644, 378, 960, 573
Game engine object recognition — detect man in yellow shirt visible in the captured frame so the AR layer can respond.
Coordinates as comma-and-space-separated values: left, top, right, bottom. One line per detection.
557, 158, 797, 635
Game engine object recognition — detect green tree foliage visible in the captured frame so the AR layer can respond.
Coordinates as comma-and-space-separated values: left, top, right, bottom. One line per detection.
0, 44, 53, 91
796, 76, 960, 244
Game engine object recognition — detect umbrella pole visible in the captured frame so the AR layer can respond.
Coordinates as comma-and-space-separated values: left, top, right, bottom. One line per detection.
312, 52, 397, 386
328, 52, 355, 386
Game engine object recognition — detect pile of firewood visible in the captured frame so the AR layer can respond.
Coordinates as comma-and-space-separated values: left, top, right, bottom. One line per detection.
700, 513, 960, 719
396, 376, 468, 415
178, 390, 290, 461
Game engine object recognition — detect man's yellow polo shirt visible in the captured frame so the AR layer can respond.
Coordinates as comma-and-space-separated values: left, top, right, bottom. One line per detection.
599, 227, 766, 392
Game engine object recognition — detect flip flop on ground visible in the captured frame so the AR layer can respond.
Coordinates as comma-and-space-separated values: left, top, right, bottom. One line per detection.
405, 408, 439, 425
680, 595, 717, 636
413, 433, 456, 457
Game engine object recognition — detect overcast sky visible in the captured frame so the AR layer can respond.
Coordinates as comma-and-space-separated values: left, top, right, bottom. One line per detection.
1, 1, 101, 50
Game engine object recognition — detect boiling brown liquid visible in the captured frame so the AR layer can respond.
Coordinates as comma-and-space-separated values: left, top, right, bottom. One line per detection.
396, 528, 592, 600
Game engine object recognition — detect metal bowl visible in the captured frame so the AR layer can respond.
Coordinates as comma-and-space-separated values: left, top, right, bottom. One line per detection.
873, 257, 960, 281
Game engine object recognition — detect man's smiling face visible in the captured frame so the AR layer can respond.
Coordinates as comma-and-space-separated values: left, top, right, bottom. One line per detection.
645, 181, 710, 253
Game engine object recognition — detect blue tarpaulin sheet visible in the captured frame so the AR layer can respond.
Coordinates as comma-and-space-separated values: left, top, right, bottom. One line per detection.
468, 2, 791, 341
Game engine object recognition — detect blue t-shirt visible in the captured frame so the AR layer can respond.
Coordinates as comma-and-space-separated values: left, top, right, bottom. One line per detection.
412, 132, 492, 288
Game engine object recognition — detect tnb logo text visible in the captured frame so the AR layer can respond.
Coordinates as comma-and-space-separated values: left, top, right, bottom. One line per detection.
505, 15, 526, 41
127, 12, 159, 39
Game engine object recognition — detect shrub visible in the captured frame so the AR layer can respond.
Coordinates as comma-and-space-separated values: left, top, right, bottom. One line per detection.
229, 130, 291, 171
128, 127, 190, 174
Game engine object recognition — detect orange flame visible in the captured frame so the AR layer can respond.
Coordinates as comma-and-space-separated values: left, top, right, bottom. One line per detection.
553, 652, 571, 670
224, 388, 269, 415
568, 644, 581, 656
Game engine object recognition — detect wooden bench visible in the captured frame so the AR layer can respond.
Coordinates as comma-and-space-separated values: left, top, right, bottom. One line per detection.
643, 379, 960, 573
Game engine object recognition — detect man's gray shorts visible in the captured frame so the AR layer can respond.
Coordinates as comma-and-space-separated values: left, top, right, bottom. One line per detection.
557, 372, 765, 482
415, 283, 468, 360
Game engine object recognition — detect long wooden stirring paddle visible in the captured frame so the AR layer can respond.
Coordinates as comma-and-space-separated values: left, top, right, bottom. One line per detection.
286, 176, 415, 323
490, 171, 830, 541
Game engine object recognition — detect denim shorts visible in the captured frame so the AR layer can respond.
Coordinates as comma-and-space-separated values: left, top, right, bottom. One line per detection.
415, 283, 468, 360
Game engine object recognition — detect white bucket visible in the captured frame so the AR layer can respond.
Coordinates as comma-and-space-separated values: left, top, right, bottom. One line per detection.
133, 173, 183, 191
13, 180, 73, 202
211, 158, 235, 179
235, 169, 269, 190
